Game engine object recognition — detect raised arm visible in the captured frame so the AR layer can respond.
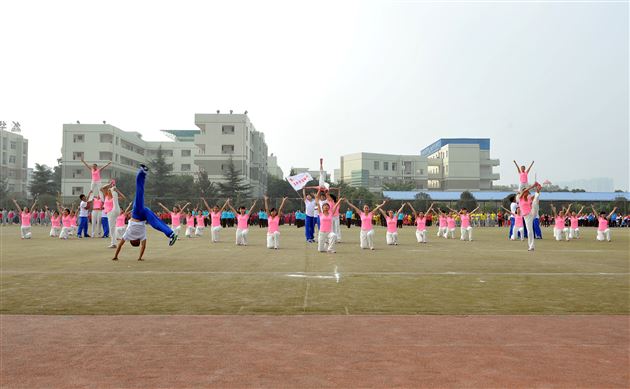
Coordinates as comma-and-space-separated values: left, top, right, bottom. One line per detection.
219, 199, 229, 213
426, 202, 435, 215
377, 208, 387, 218
124, 202, 133, 214
607, 207, 618, 219
202, 198, 212, 213
226, 199, 238, 215
278, 197, 288, 215
30, 198, 38, 211
526, 161, 535, 173
500, 206, 512, 214
263, 196, 270, 215
345, 199, 362, 214
315, 189, 323, 213
394, 203, 405, 217
406, 202, 417, 215
577, 206, 585, 216
115, 187, 126, 200
80, 157, 91, 170
550, 204, 558, 217
157, 202, 171, 213
330, 197, 344, 215
99, 161, 112, 171
180, 202, 191, 213
12, 199, 23, 213
248, 199, 258, 215
470, 206, 480, 214
513, 160, 521, 173
372, 200, 387, 213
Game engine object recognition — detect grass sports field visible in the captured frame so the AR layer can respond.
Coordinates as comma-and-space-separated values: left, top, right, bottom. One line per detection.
1, 225, 628, 315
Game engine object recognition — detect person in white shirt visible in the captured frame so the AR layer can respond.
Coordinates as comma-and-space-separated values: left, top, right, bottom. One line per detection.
303, 189, 317, 243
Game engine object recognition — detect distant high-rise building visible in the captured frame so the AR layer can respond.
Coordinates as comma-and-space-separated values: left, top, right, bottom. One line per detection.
0, 127, 28, 195
267, 153, 284, 179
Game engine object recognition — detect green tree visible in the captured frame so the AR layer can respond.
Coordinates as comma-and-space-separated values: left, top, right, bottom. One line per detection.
194, 170, 218, 199
411, 192, 432, 211
266, 176, 294, 198
382, 180, 416, 191
52, 158, 62, 194
457, 191, 478, 210
168, 175, 195, 201
218, 156, 251, 201
0, 175, 9, 208
29, 163, 56, 197
148, 146, 173, 199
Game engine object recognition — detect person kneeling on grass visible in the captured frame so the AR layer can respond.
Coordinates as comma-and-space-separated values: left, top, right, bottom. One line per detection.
113, 165, 178, 261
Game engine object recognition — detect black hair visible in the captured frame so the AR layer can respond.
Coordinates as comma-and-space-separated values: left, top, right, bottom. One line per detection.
130, 240, 141, 247
79, 194, 86, 200
239, 206, 246, 210
509, 195, 516, 202
270, 207, 277, 213
329, 194, 337, 202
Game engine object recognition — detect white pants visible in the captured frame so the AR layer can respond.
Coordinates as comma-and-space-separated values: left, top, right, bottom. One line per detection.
91, 180, 102, 197
360, 229, 375, 249
415, 229, 427, 243
172, 225, 182, 236
211, 226, 222, 242
195, 226, 204, 236
511, 227, 524, 240
107, 209, 120, 247
318, 231, 337, 252
444, 228, 455, 239
185, 226, 195, 237
267, 231, 280, 249
49, 226, 61, 237
20, 226, 32, 239
333, 216, 341, 241
597, 229, 611, 241
554, 228, 569, 241
437, 227, 446, 237
115, 226, 126, 240
70, 226, 77, 236
523, 213, 536, 250
518, 181, 529, 191
236, 228, 249, 245
460, 226, 473, 241
91, 210, 102, 236
386, 231, 398, 245
60, 227, 72, 240
569, 228, 580, 239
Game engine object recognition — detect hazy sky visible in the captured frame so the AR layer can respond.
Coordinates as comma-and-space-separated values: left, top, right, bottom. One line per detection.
2, 0, 628, 189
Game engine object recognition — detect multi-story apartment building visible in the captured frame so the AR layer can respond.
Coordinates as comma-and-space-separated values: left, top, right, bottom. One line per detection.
421, 138, 500, 191
339, 153, 427, 192
340, 138, 500, 192
0, 127, 29, 195
194, 113, 268, 197
60, 124, 198, 197
267, 153, 284, 179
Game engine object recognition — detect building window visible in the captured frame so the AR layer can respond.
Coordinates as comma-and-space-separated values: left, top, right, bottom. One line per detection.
72, 187, 84, 196
99, 151, 113, 161
222, 145, 235, 154
181, 164, 191, 172
10, 141, 16, 149
403, 161, 412, 174
100, 133, 113, 143
373, 161, 379, 170
383, 162, 389, 171
391, 162, 397, 171
181, 149, 191, 157
73, 169, 83, 178
73, 134, 85, 143
420, 168, 424, 175
72, 152, 84, 160
22, 142, 27, 153
222, 125, 235, 135
9, 155, 16, 163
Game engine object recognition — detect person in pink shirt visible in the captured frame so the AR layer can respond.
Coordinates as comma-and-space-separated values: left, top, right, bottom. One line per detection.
58, 206, 75, 240
436, 210, 448, 238
378, 203, 406, 245
184, 210, 196, 238
448, 205, 480, 241
227, 199, 257, 246
444, 212, 457, 239
550, 204, 569, 241
90, 194, 104, 237
316, 190, 343, 253
101, 181, 126, 248
157, 202, 190, 236
115, 203, 133, 241
591, 205, 617, 242
345, 199, 387, 250
502, 206, 525, 241
567, 204, 585, 240
195, 211, 206, 237
81, 157, 112, 196
47, 206, 62, 237
264, 196, 288, 249
202, 198, 230, 243
12, 198, 37, 239
407, 202, 435, 244
513, 160, 534, 191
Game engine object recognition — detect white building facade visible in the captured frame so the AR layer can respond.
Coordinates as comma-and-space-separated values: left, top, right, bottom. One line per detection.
339, 153, 428, 192
0, 128, 29, 195
267, 153, 284, 179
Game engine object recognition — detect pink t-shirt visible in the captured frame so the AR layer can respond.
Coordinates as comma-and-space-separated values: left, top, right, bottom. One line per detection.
71, 216, 77, 226
51, 215, 61, 227
170, 212, 181, 227
62, 215, 72, 228
268, 216, 280, 233
116, 214, 126, 227
186, 216, 195, 227
519, 197, 533, 216
598, 217, 609, 231
319, 213, 333, 233
519, 171, 528, 183
92, 168, 101, 182
360, 212, 374, 231
39, 211, 45, 219
554, 216, 565, 229
514, 215, 524, 228
460, 214, 470, 228
438, 216, 446, 227
386, 216, 397, 233
447, 217, 456, 229
210, 212, 221, 227
332, 204, 340, 217
93, 198, 103, 209
103, 197, 114, 213
236, 214, 249, 230
416, 216, 427, 231
196, 215, 205, 226
570, 216, 578, 229
21, 212, 31, 227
